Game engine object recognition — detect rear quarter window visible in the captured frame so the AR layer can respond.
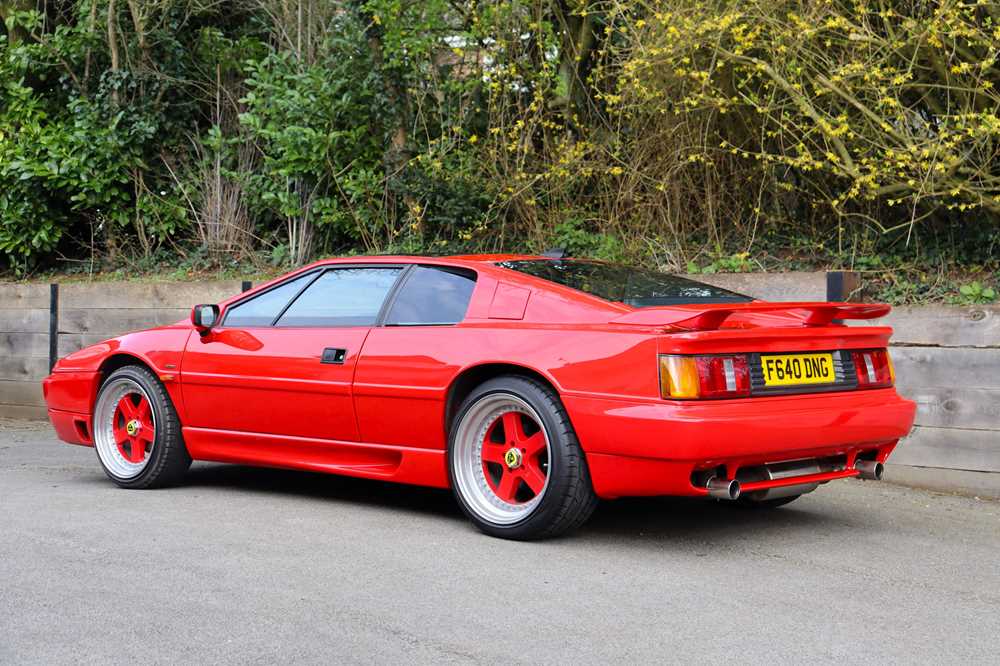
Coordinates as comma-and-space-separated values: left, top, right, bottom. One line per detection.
384, 265, 477, 325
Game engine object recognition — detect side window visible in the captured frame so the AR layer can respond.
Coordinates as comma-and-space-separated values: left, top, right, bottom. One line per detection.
276, 267, 402, 327
384, 266, 477, 326
223, 272, 315, 327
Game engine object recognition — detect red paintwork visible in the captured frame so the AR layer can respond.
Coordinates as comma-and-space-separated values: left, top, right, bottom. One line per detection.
42, 255, 917, 500
612, 301, 891, 329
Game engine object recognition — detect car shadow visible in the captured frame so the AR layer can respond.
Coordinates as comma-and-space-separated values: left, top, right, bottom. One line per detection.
582, 495, 849, 544
183, 462, 460, 521
180, 462, 854, 543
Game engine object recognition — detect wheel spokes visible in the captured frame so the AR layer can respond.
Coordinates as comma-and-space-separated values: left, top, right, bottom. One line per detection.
502, 411, 545, 455
136, 395, 152, 422
116, 395, 138, 420
495, 470, 520, 502
501, 412, 528, 445
130, 438, 147, 463
112, 421, 129, 444
481, 409, 548, 505
520, 432, 546, 457
113, 416, 130, 458
111, 392, 153, 464
481, 442, 507, 464
521, 462, 547, 495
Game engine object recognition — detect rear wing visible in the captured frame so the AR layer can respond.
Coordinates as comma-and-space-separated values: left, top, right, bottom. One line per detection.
610, 302, 890, 331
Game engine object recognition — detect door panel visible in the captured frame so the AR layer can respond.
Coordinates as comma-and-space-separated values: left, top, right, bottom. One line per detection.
179, 265, 405, 442
181, 327, 371, 441
353, 326, 464, 448
353, 266, 480, 448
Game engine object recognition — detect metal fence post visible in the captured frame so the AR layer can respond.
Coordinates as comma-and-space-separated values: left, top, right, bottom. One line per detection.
48, 283, 59, 372
826, 271, 860, 302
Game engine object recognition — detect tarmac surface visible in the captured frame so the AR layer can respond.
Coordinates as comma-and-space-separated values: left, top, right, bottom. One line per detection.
2, 419, 998, 664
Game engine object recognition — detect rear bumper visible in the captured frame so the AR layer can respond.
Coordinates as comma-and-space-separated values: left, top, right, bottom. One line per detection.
564, 388, 915, 498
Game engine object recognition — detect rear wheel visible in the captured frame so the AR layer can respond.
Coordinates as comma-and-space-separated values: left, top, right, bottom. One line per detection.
92, 365, 190, 488
448, 376, 597, 540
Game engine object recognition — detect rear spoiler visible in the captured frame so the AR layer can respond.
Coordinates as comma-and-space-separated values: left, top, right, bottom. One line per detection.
610, 302, 891, 331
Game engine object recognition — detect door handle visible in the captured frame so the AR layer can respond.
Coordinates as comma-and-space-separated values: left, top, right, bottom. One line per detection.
321, 348, 347, 364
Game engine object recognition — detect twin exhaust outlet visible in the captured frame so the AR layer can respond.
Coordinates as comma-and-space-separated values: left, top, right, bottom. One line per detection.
705, 459, 884, 500
706, 477, 742, 500
854, 460, 884, 481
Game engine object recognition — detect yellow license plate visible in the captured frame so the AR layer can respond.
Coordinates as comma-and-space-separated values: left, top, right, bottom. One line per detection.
761, 353, 835, 386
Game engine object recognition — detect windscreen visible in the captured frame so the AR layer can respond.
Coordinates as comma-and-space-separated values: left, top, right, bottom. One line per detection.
497, 259, 752, 307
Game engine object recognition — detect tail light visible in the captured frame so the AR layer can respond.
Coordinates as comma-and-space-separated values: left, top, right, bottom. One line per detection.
660, 354, 751, 399
852, 349, 894, 388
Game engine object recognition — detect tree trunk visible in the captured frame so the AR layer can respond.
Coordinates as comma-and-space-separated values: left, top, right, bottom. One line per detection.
107, 0, 120, 105
553, 1, 601, 125
84, 0, 99, 86
0, 1, 33, 46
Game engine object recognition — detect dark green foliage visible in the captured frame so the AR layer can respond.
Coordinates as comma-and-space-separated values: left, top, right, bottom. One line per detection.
0, 1, 996, 303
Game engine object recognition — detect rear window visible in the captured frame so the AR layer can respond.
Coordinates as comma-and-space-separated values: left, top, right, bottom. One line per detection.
497, 259, 751, 307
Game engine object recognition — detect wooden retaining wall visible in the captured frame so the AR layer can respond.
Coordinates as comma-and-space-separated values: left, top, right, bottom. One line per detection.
0, 284, 52, 420
0, 273, 996, 496
1, 280, 245, 420
875, 306, 1000, 491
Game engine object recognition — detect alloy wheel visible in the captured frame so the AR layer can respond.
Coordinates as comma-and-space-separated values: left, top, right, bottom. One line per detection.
93, 377, 157, 479
452, 393, 551, 525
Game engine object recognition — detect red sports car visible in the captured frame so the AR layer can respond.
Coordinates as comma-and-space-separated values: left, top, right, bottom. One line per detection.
43, 255, 916, 539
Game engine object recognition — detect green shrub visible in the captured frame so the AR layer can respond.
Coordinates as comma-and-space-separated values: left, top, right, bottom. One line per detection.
0, 0, 997, 291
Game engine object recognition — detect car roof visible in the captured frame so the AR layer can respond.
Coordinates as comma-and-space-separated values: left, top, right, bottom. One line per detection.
228, 254, 546, 302
307, 253, 541, 267
218, 254, 634, 315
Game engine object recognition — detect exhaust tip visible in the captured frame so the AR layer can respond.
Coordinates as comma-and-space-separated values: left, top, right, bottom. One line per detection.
706, 477, 741, 500
855, 460, 884, 481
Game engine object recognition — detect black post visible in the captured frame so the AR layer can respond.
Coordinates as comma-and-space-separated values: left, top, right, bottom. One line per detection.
826, 271, 844, 302
826, 271, 860, 302
242, 280, 252, 292
48, 283, 59, 371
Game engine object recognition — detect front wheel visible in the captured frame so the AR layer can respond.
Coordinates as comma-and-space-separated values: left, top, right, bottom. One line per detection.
92, 365, 191, 489
448, 376, 597, 540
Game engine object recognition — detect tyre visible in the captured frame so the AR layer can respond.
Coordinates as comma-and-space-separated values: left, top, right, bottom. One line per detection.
448, 375, 598, 540
92, 365, 191, 489
735, 494, 802, 509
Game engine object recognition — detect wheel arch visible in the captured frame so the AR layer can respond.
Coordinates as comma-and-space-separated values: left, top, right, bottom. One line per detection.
444, 362, 562, 438
98, 352, 156, 386
92, 353, 164, 414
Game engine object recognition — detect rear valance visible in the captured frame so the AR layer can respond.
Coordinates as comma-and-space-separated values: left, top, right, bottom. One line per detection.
611, 302, 891, 331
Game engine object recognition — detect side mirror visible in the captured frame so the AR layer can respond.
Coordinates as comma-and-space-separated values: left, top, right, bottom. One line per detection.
191, 304, 220, 335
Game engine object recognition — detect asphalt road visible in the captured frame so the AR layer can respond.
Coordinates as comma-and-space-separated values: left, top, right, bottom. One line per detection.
2, 419, 998, 665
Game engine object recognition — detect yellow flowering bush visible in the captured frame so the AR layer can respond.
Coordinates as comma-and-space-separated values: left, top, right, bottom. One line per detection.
471, 0, 999, 266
